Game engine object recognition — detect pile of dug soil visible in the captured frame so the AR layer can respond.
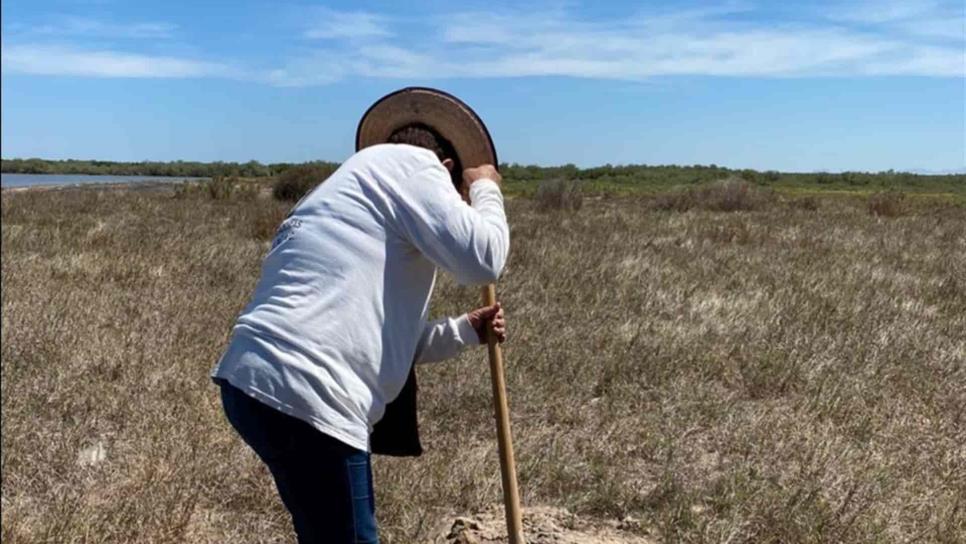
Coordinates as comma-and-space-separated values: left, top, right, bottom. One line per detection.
434, 505, 654, 544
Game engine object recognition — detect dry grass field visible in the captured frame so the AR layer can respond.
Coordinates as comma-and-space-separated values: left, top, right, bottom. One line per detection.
2, 182, 964, 543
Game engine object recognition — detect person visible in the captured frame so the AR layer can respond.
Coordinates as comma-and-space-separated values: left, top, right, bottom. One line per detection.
211, 108, 509, 543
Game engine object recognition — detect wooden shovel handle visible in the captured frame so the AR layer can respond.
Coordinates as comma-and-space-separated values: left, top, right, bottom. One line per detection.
482, 283, 525, 544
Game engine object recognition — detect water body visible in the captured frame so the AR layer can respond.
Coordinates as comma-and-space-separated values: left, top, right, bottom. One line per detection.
0, 173, 207, 189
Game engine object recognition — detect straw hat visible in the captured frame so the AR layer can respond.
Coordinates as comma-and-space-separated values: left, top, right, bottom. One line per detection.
356, 87, 498, 169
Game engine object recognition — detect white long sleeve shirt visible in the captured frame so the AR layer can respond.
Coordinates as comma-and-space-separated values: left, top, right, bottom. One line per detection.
211, 144, 509, 452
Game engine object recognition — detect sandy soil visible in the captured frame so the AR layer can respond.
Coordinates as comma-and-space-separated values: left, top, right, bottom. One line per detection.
433, 505, 655, 544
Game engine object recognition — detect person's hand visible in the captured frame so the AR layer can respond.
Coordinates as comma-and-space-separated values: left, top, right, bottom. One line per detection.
460, 165, 502, 202
467, 302, 506, 343
463, 165, 502, 187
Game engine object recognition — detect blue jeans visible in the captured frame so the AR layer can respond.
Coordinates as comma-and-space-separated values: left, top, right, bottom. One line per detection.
219, 382, 379, 544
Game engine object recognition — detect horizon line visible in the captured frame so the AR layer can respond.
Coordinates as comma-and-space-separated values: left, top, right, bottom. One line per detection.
2, 156, 964, 177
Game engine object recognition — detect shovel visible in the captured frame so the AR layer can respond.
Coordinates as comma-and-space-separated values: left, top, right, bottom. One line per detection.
481, 283, 525, 544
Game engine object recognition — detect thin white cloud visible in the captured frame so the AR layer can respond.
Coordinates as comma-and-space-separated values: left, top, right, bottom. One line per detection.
267, 5, 963, 85
2, 3, 963, 85
8, 16, 177, 39
303, 9, 390, 40
1, 44, 237, 78
821, 0, 965, 40
828, 0, 944, 23
264, 53, 349, 87
824, 0, 950, 23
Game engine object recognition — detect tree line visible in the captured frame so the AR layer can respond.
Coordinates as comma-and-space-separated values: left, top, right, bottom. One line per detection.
0, 158, 338, 178
3, 157, 962, 193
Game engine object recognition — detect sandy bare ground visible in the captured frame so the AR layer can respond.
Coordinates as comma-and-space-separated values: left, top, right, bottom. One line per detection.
433, 505, 654, 544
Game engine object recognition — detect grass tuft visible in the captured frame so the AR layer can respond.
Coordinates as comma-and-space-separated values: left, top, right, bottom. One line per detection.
789, 195, 820, 212
867, 190, 907, 217
651, 178, 771, 213
534, 178, 583, 212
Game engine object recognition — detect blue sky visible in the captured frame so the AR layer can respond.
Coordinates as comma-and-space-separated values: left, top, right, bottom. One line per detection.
1, 0, 963, 172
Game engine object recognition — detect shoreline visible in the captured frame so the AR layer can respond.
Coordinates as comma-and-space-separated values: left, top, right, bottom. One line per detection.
1, 179, 189, 193
0, 173, 208, 193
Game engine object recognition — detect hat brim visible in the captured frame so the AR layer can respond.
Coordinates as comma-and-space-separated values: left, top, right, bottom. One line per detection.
356, 87, 498, 170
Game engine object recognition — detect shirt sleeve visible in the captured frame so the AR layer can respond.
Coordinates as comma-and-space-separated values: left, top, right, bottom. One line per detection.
414, 314, 481, 364
390, 163, 510, 285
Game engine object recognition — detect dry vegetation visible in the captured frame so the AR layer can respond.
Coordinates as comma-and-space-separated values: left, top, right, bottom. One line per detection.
535, 179, 584, 212
649, 178, 773, 213
867, 191, 908, 218
2, 182, 964, 543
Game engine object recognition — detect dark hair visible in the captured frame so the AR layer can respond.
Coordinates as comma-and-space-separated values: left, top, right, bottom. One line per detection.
388, 123, 462, 189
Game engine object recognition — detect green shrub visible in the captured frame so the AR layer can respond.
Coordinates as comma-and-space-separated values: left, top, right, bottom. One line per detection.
814, 172, 835, 185
739, 169, 759, 183
272, 164, 337, 202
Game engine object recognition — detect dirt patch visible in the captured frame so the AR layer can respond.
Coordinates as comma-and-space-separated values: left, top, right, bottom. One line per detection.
434, 505, 655, 544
